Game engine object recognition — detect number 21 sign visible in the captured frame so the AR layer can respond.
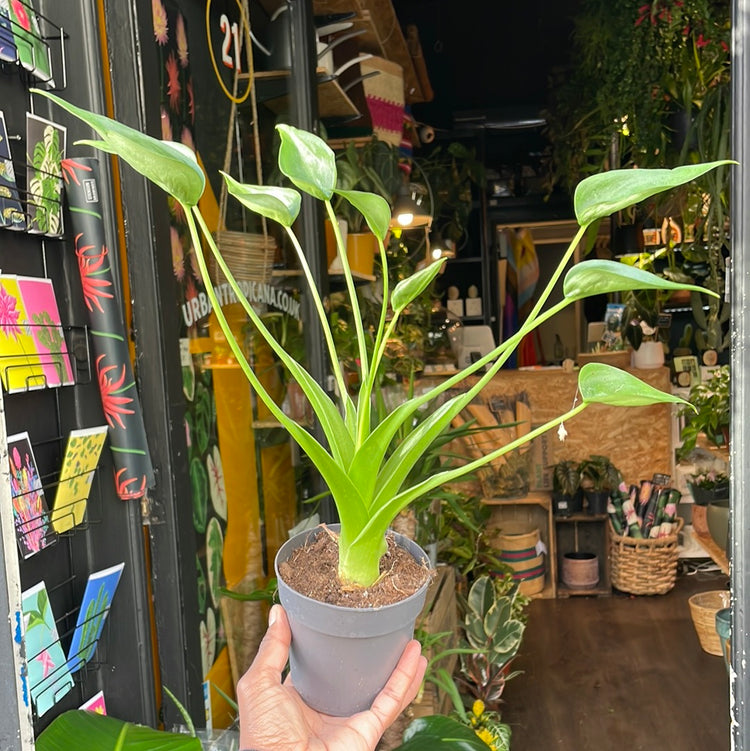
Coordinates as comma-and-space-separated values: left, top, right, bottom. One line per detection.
205, 0, 252, 103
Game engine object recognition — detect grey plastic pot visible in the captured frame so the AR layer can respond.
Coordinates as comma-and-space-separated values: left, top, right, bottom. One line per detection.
275, 524, 431, 716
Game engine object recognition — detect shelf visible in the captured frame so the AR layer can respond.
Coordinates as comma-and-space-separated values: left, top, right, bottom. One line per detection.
555, 512, 612, 597
690, 505, 730, 574
312, 0, 430, 104
253, 69, 359, 118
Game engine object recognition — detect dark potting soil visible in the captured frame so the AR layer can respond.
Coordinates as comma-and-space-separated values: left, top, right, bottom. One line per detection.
278, 527, 433, 608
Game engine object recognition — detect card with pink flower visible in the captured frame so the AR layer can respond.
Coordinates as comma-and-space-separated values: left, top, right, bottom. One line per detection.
7, 431, 56, 558
21, 579, 73, 717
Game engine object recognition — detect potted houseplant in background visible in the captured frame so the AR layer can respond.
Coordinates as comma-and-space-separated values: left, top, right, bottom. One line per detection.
32, 88, 725, 722
578, 454, 623, 515
551, 458, 583, 516
677, 364, 731, 459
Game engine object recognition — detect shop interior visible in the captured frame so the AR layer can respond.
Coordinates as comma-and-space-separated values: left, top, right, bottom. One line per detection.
0, 0, 735, 749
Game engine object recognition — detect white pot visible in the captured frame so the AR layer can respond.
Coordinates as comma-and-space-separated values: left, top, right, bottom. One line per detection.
631, 340, 665, 369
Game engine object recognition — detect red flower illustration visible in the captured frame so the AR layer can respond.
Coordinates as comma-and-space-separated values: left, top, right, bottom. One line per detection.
75, 233, 115, 313
96, 354, 136, 429
61, 158, 93, 186
0, 285, 22, 339
11, 0, 30, 31
166, 51, 181, 112
115, 467, 148, 500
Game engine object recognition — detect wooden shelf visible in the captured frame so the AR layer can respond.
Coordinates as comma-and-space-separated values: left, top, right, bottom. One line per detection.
691, 505, 730, 574
312, 0, 429, 103
555, 512, 612, 597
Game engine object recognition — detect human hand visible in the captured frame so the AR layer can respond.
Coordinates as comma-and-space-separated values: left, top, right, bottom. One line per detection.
237, 604, 427, 751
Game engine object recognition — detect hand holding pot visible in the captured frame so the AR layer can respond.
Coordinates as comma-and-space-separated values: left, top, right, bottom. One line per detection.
237, 604, 427, 751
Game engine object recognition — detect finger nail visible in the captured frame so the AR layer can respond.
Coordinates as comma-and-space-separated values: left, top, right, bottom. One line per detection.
268, 604, 279, 627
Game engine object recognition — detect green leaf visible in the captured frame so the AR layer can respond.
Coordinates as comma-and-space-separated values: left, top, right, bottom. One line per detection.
574, 161, 734, 227
35, 710, 201, 751
579, 363, 692, 408
391, 260, 444, 314
276, 124, 336, 201
31, 89, 205, 207
398, 715, 490, 750
332, 188, 391, 241
222, 173, 301, 227
563, 259, 717, 301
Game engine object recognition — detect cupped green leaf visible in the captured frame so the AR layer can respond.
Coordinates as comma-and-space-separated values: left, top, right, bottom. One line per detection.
222, 172, 301, 227
391, 260, 444, 314
579, 363, 693, 408
36, 709, 201, 750
574, 161, 735, 227
333, 188, 391, 241
400, 715, 490, 750
31, 89, 205, 207
276, 123, 336, 200
563, 259, 718, 301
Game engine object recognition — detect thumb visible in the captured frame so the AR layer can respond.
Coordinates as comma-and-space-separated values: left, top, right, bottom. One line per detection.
251, 604, 291, 677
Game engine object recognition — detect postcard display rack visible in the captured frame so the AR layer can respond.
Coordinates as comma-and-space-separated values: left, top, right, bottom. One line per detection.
0, 3, 161, 746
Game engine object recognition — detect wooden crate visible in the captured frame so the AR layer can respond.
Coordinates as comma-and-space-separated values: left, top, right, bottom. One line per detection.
411, 565, 458, 717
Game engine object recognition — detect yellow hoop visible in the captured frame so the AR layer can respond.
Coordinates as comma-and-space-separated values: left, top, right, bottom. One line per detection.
205, 0, 252, 104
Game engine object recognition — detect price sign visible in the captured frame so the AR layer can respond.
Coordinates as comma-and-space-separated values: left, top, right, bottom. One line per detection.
205, 0, 252, 103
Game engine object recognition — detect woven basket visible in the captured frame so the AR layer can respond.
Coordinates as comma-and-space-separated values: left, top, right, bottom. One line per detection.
497, 525, 545, 596
688, 590, 730, 655
209, 231, 276, 285
609, 517, 684, 595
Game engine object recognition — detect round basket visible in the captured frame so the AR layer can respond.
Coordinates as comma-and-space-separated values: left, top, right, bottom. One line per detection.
609, 517, 684, 595
209, 231, 276, 285
688, 590, 730, 656
497, 525, 545, 596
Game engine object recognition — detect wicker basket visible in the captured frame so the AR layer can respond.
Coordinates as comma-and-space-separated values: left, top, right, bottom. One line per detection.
609, 517, 684, 595
688, 590, 731, 655
209, 231, 276, 285
497, 524, 545, 596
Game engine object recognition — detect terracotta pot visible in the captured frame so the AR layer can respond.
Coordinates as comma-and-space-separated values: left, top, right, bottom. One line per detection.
275, 524, 431, 716
561, 552, 599, 589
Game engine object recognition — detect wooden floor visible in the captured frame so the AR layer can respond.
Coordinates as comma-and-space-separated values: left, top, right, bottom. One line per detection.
502, 563, 731, 750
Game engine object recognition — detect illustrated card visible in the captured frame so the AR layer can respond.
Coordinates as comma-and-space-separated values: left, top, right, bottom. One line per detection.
8, 431, 55, 558
51, 425, 108, 533
22, 580, 74, 716
0, 111, 25, 230
67, 562, 124, 673
0, 274, 46, 392
17, 275, 74, 387
80, 690, 107, 714
25, 113, 65, 236
0, 0, 17, 63
8, 0, 53, 86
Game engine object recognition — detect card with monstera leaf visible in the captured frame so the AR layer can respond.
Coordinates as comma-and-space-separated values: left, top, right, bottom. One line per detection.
51, 425, 107, 533
22, 580, 74, 716
0, 110, 25, 230
25, 112, 65, 236
17, 275, 74, 387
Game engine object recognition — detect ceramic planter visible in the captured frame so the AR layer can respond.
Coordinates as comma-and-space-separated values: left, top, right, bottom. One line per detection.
630, 340, 665, 369
275, 524, 431, 716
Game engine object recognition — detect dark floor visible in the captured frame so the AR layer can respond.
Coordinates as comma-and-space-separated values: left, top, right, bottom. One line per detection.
502, 562, 731, 751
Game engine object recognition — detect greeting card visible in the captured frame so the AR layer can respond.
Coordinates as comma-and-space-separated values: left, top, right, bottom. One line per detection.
8, 0, 54, 86
7, 431, 55, 558
52, 425, 108, 533
17, 275, 74, 387
67, 562, 124, 673
0, 274, 46, 392
25, 113, 65, 236
80, 690, 107, 715
22, 580, 74, 716
0, 0, 17, 63
0, 110, 25, 230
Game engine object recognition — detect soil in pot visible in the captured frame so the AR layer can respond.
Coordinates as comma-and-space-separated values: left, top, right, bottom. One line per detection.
277, 527, 431, 607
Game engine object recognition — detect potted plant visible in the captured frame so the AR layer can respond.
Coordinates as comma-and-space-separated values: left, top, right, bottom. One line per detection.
688, 468, 730, 506
551, 459, 583, 516
578, 455, 623, 515
33, 87, 724, 717
678, 364, 731, 459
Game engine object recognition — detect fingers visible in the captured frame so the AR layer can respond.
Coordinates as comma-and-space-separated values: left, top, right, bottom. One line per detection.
241, 605, 291, 684
368, 640, 427, 727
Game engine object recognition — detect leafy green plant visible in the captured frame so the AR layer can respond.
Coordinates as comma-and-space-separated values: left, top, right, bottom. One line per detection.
552, 459, 581, 497
33, 88, 724, 590
678, 364, 730, 457
578, 455, 622, 493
